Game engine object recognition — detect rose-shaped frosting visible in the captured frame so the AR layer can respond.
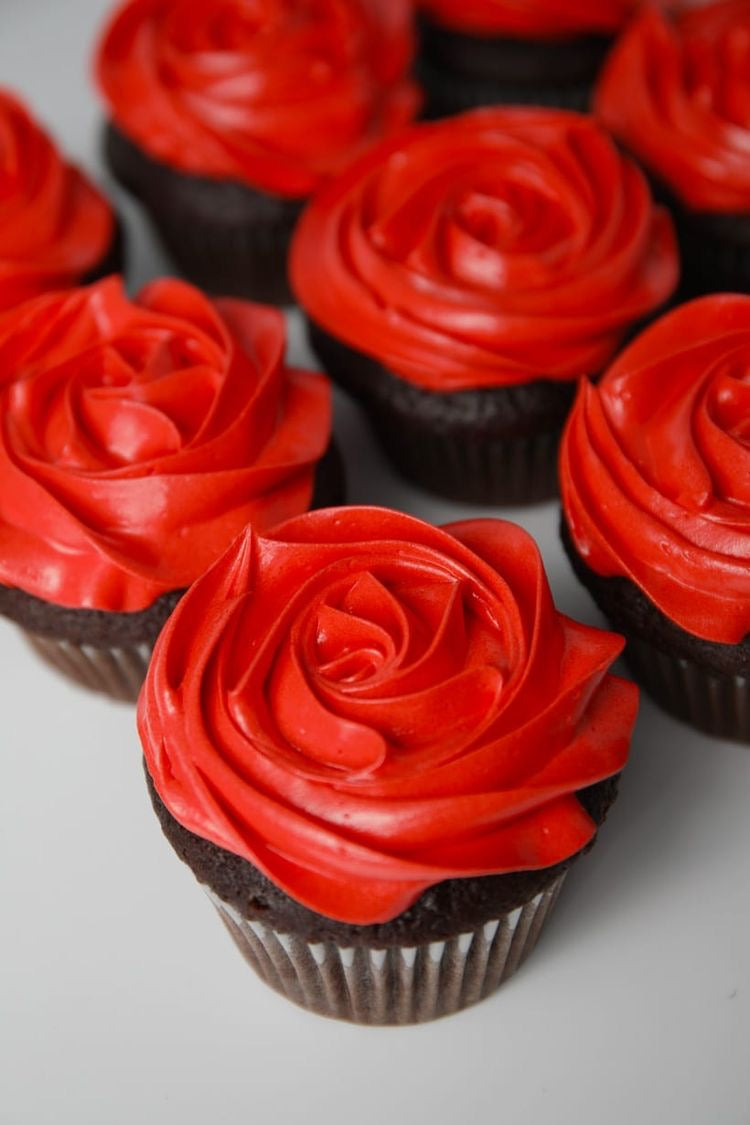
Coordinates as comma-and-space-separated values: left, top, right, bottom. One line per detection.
0, 276, 332, 612
560, 295, 750, 645
139, 506, 637, 925
291, 108, 678, 391
595, 2, 750, 213
418, 0, 642, 37
0, 89, 115, 311
96, 0, 420, 199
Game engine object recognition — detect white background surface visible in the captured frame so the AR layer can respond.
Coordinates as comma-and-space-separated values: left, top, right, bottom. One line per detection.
1, 3, 749, 1123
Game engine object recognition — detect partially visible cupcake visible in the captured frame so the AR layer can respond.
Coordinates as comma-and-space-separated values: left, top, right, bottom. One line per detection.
0, 276, 339, 701
291, 107, 678, 504
139, 506, 638, 1024
595, 0, 750, 296
95, 0, 420, 305
0, 88, 121, 311
560, 294, 750, 741
416, 0, 649, 117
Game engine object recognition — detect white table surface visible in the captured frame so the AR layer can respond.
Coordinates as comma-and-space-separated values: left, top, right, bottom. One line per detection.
2, 3, 749, 1123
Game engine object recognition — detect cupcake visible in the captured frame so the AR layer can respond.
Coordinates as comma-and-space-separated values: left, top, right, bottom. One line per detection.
560, 294, 750, 742
0, 88, 121, 311
139, 506, 638, 1024
595, 0, 750, 297
291, 107, 678, 504
95, 0, 420, 306
415, 0, 648, 117
0, 276, 339, 701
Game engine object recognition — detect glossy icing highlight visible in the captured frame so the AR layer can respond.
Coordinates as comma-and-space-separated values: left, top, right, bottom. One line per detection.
140, 506, 637, 925
291, 108, 678, 391
0, 277, 332, 611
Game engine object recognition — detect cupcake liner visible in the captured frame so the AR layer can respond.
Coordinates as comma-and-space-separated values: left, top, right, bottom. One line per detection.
417, 59, 593, 118
370, 405, 563, 504
624, 636, 750, 743
675, 219, 750, 299
308, 321, 573, 504
24, 632, 152, 702
206, 873, 567, 1024
104, 124, 301, 306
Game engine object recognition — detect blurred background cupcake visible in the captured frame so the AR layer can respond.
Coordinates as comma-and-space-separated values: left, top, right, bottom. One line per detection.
595, 0, 750, 296
139, 506, 638, 1024
0, 87, 121, 311
95, 0, 420, 305
415, 0, 655, 117
0, 276, 340, 701
560, 294, 750, 742
292, 107, 678, 505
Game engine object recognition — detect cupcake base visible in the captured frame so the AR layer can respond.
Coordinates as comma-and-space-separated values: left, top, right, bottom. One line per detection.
207, 874, 566, 1025
643, 176, 750, 298
104, 124, 302, 306
308, 320, 576, 505
561, 518, 750, 741
416, 17, 609, 117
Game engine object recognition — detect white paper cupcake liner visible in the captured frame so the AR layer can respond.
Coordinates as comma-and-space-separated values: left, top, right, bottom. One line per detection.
206, 872, 567, 1024
24, 632, 152, 702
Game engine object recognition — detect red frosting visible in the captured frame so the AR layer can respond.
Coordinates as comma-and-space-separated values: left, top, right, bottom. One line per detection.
418, 0, 642, 37
291, 108, 678, 391
139, 506, 637, 925
595, 2, 750, 213
0, 89, 115, 311
0, 277, 332, 612
96, 0, 420, 199
560, 295, 750, 645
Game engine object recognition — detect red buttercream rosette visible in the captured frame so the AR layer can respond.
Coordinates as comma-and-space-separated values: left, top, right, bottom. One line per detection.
0, 277, 332, 612
95, 0, 420, 199
290, 108, 678, 391
139, 507, 638, 925
0, 89, 114, 311
595, 1, 750, 213
417, 0, 640, 37
560, 294, 750, 644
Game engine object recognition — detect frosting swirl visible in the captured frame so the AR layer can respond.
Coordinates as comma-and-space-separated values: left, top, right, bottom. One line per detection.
96, 0, 420, 199
418, 0, 641, 37
139, 506, 637, 925
595, 2, 750, 213
291, 108, 678, 391
0, 277, 332, 612
560, 294, 750, 645
0, 89, 115, 311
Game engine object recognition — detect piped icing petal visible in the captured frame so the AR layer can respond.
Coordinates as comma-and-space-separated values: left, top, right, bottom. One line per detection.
595, 1, 750, 213
95, 0, 420, 199
0, 277, 332, 611
290, 107, 678, 391
560, 294, 750, 644
139, 506, 638, 925
0, 89, 114, 311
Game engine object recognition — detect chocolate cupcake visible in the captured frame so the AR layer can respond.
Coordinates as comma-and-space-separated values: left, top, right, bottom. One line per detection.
595, 1, 750, 297
139, 506, 638, 1024
0, 276, 340, 701
415, 0, 646, 117
560, 294, 750, 742
95, 0, 420, 306
0, 87, 122, 311
291, 107, 678, 504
